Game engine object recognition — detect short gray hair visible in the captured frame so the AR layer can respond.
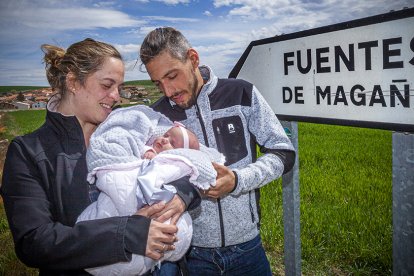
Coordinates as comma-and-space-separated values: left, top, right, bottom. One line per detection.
140, 27, 191, 65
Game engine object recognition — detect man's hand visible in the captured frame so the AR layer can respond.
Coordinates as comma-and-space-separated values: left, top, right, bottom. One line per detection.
136, 201, 166, 218
145, 220, 178, 260
203, 162, 236, 199
148, 195, 186, 225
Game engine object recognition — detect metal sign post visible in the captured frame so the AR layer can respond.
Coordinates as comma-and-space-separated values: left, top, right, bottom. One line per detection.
281, 121, 301, 276
392, 132, 414, 275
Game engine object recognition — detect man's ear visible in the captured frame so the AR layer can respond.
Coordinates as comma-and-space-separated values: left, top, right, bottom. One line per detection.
187, 48, 199, 69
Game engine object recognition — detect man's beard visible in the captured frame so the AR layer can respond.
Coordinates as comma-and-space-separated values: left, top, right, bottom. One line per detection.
175, 70, 199, 110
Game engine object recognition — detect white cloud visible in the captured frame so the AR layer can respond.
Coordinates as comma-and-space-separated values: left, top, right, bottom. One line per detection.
181, 25, 256, 77
83, 31, 103, 38
0, 60, 48, 86
197, 46, 243, 78
139, 27, 157, 36
93, 1, 117, 8
156, 0, 191, 4
136, 25, 172, 37
204, 11, 213, 16
213, 0, 413, 21
135, 0, 191, 4
115, 43, 140, 55
213, 0, 295, 19
2, 8, 143, 31
186, 24, 252, 43
143, 16, 199, 22
195, 41, 244, 56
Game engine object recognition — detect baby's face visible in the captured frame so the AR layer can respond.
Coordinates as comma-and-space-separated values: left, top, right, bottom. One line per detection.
153, 127, 183, 153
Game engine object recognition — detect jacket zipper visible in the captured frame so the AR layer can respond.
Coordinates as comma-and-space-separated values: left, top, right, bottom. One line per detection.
195, 103, 226, 247
249, 191, 255, 223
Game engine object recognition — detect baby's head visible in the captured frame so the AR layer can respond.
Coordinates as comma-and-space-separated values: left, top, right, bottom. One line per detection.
152, 124, 199, 153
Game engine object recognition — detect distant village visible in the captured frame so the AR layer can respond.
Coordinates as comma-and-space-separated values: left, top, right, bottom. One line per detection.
0, 85, 152, 110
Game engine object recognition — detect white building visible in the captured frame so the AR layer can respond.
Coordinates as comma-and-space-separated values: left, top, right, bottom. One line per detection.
32, 101, 47, 109
14, 101, 31, 110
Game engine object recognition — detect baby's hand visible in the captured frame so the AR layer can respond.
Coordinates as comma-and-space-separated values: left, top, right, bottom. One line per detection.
144, 150, 157, 159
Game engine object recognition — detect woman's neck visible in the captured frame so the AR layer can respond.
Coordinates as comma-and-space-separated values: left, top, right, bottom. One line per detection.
82, 123, 97, 147
56, 98, 74, 117
56, 99, 96, 147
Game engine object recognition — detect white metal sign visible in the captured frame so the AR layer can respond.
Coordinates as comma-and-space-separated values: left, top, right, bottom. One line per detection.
229, 8, 414, 132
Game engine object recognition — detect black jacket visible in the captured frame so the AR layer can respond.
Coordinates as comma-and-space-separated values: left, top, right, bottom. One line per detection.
0, 108, 200, 275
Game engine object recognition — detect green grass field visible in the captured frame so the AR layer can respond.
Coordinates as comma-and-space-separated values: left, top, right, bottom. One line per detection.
0, 81, 151, 94
0, 110, 46, 141
0, 109, 392, 275
0, 82, 149, 94
261, 124, 392, 275
0, 86, 48, 94
124, 80, 154, 86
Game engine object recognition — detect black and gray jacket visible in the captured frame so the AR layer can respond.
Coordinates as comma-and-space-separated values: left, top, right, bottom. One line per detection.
152, 66, 295, 248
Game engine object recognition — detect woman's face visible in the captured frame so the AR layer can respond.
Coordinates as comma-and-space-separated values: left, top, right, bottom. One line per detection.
73, 57, 124, 126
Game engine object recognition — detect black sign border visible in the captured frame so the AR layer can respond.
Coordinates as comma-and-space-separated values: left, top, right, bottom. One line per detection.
229, 7, 414, 133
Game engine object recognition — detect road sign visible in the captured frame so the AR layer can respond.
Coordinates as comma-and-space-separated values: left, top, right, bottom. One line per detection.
229, 8, 414, 132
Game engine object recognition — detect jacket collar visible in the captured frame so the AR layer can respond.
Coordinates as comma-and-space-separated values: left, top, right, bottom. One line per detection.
46, 93, 84, 142
198, 65, 217, 96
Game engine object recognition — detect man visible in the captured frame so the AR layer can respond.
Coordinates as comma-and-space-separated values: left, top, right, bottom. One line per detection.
140, 27, 295, 275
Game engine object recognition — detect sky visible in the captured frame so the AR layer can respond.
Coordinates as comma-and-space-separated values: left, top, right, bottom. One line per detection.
0, 0, 412, 86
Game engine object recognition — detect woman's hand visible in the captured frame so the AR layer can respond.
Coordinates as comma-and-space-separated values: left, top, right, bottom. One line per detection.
145, 220, 178, 260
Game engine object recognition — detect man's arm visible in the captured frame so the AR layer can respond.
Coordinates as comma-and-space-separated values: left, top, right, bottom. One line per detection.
229, 85, 295, 195
149, 176, 201, 224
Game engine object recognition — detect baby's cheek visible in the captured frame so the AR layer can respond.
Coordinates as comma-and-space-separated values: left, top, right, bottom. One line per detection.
164, 143, 174, 150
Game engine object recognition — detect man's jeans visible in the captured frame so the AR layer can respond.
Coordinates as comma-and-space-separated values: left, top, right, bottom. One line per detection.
186, 235, 272, 276
151, 261, 180, 276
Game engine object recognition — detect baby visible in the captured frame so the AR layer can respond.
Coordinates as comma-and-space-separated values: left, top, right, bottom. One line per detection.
143, 122, 200, 159
77, 105, 224, 275
135, 122, 221, 208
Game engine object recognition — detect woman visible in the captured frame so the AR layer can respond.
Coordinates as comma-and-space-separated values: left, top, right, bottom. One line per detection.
0, 38, 200, 275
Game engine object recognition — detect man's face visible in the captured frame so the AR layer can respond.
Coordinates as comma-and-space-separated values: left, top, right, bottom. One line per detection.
145, 50, 199, 109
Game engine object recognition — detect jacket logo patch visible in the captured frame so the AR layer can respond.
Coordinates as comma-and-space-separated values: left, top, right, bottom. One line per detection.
227, 123, 235, 133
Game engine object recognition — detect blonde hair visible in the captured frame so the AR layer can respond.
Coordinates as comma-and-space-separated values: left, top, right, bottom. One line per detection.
41, 38, 122, 95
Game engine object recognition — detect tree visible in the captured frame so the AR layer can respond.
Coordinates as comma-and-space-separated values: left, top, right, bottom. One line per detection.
16, 92, 25, 101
